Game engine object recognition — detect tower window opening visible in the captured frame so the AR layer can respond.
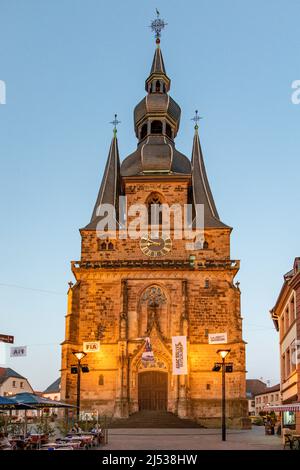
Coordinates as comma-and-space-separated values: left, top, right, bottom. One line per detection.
162, 83, 166, 93
151, 120, 162, 134
140, 123, 147, 140
147, 193, 163, 225
166, 123, 172, 138
98, 238, 115, 251
99, 374, 104, 386
155, 80, 161, 92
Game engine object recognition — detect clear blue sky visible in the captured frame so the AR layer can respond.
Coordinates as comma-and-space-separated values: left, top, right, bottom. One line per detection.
0, 0, 299, 391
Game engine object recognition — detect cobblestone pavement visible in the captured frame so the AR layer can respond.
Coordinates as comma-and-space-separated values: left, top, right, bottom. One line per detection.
101, 426, 284, 450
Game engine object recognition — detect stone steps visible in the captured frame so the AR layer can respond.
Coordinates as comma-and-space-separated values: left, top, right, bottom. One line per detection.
109, 411, 203, 428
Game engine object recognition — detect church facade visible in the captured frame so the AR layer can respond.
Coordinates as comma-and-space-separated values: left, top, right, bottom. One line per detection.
61, 33, 248, 427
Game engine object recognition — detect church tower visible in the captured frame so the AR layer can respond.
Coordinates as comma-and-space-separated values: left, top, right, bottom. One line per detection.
61, 14, 248, 427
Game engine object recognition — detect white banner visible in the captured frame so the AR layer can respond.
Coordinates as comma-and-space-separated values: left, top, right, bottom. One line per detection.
10, 346, 27, 357
142, 337, 154, 362
83, 341, 100, 353
208, 333, 227, 344
172, 336, 187, 375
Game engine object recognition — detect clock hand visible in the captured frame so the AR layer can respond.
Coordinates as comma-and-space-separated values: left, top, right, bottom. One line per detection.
147, 240, 161, 247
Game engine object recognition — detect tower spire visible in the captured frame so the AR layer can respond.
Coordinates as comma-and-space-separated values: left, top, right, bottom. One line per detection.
85, 118, 121, 229
191, 120, 229, 228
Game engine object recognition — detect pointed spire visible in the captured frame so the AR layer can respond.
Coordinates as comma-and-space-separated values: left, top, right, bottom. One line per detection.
85, 127, 121, 229
145, 46, 170, 92
150, 46, 167, 75
191, 120, 229, 228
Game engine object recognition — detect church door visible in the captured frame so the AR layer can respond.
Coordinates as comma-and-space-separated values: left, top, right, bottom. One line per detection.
138, 371, 168, 411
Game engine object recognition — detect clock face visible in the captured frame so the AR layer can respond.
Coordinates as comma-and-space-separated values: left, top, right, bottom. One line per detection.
140, 234, 172, 257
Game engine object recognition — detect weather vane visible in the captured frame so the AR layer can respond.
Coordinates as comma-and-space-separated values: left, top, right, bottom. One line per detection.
191, 110, 203, 130
150, 9, 167, 44
110, 113, 121, 136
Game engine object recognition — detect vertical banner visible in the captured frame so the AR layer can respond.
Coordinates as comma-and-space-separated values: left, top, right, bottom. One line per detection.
141, 337, 154, 363
172, 336, 187, 375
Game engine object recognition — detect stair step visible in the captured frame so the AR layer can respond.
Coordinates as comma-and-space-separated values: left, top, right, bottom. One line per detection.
109, 411, 203, 429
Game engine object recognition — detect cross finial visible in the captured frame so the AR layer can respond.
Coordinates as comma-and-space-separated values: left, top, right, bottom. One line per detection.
150, 9, 167, 45
110, 113, 121, 136
191, 110, 203, 130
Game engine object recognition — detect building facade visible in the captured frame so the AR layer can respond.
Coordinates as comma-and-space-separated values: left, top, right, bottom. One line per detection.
61, 33, 248, 427
246, 379, 267, 415
0, 367, 33, 397
43, 378, 61, 402
270, 257, 300, 431
254, 384, 281, 416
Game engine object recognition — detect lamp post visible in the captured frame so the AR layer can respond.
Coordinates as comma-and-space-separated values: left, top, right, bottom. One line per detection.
217, 349, 231, 441
72, 351, 87, 420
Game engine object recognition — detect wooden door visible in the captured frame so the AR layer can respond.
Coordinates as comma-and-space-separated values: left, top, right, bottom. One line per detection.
138, 371, 168, 411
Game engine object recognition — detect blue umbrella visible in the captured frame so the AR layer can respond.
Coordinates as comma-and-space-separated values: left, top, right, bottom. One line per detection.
0, 395, 32, 410
11, 392, 75, 408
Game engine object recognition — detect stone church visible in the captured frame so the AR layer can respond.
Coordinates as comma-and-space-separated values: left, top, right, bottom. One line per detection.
61, 31, 248, 427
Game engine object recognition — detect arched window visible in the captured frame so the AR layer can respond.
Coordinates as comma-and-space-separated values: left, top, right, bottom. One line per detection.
203, 241, 209, 249
140, 123, 147, 140
162, 83, 166, 93
166, 123, 172, 138
151, 120, 162, 134
147, 193, 163, 225
108, 242, 114, 250
155, 80, 161, 92
100, 242, 107, 251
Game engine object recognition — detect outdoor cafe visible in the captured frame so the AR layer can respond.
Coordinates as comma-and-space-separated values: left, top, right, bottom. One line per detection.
0, 393, 106, 451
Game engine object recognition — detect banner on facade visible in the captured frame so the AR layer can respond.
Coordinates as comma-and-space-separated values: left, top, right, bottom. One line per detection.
208, 332, 227, 344
142, 337, 155, 363
10, 346, 27, 357
83, 341, 100, 353
172, 336, 187, 375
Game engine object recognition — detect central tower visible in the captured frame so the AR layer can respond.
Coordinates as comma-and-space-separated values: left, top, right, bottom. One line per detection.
61, 13, 248, 427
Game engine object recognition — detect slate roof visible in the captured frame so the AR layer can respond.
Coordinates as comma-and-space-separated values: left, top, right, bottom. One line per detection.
0, 367, 27, 386
43, 377, 61, 394
246, 379, 267, 398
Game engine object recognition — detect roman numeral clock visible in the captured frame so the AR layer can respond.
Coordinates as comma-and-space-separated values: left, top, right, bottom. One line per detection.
140, 234, 172, 257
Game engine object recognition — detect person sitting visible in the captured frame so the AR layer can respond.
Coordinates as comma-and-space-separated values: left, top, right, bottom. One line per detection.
71, 423, 82, 433
0, 433, 13, 450
90, 424, 103, 446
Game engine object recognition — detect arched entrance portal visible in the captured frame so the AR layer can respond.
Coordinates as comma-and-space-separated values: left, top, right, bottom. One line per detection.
138, 371, 168, 411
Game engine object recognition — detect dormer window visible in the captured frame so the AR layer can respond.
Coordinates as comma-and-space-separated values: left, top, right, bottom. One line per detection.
151, 120, 162, 134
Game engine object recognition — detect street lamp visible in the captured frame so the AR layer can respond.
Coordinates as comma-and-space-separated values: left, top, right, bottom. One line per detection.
215, 349, 231, 441
72, 351, 87, 419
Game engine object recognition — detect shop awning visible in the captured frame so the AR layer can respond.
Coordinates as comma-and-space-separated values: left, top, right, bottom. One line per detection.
264, 403, 300, 412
